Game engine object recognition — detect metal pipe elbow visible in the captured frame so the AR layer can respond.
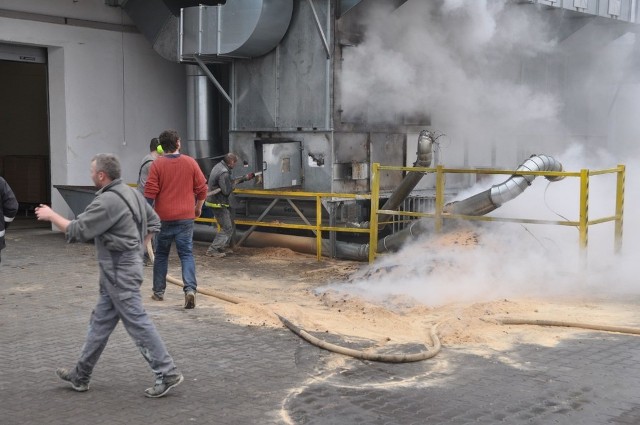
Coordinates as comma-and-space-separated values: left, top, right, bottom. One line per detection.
415, 130, 434, 167
490, 154, 563, 206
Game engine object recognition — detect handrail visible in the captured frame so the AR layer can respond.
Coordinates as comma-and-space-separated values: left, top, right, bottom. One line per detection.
369, 163, 626, 263
195, 189, 373, 261
193, 163, 625, 265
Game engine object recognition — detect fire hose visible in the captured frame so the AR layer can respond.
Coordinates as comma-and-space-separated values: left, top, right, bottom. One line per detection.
148, 242, 441, 363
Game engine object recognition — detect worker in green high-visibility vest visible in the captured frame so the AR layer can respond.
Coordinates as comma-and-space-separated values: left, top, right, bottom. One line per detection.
205, 153, 256, 258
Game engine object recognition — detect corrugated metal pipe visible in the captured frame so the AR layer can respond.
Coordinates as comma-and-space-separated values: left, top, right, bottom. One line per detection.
443, 154, 564, 216
348, 130, 434, 230
375, 154, 564, 254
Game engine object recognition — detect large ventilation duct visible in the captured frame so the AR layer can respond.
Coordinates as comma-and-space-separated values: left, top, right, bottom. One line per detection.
118, 0, 188, 62
118, 0, 293, 61
180, 0, 294, 59
186, 64, 220, 173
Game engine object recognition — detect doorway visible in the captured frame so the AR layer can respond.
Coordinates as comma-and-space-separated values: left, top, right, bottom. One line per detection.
0, 43, 50, 228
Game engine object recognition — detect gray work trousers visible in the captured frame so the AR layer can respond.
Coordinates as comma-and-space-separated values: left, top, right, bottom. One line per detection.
70, 246, 177, 385
208, 207, 235, 251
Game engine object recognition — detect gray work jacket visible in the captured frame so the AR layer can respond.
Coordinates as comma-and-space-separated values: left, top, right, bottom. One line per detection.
66, 179, 160, 253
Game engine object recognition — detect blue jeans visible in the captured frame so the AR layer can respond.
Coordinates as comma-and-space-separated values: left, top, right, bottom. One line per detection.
152, 220, 197, 295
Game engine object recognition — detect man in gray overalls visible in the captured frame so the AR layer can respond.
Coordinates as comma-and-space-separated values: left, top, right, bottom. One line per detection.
35, 153, 183, 398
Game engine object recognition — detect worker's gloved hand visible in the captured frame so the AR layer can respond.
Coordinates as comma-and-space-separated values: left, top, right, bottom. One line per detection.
235, 172, 256, 184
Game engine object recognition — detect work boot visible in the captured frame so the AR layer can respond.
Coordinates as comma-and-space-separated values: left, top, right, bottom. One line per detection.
144, 373, 184, 398
205, 248, 225, 258
151, 293, 164, 301
56, 368, 89, 392
184, 291, 196, 309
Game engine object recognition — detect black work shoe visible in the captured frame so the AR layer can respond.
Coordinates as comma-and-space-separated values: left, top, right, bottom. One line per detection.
184, 291, 196, 309
56, 368, 89, 392
144, 373, 184, 398
151, 293, 164, 301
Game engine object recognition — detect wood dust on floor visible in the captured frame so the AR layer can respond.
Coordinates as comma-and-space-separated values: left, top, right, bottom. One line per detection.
171, 242, 640, 355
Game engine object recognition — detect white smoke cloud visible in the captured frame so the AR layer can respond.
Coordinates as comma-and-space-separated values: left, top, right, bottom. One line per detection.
331, 0, 640, 307
341, 0, 562, 166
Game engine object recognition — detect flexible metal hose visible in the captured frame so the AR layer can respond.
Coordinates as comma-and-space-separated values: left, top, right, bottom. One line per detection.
499, 318, 640, 335
149, 241, 442, 362
277, 314, 441, 363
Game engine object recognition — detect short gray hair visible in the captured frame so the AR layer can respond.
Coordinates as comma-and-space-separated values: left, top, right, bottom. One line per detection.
224, 153, 239, 165
92, 153, 121, 180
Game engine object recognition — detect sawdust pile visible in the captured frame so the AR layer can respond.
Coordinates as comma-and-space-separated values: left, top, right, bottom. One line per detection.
182, 235, 640, 354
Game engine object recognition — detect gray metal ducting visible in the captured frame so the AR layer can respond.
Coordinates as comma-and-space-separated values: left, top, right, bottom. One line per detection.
180, 0, 294, 59
375, 154, 564, 257
351, 130, 435, 230
339, 0, 365, 17
186, 64, 221, 173
377, 130, 434, 228
119, 0, 189, 61
119, 0, 293, 61
444, 154, 564, 216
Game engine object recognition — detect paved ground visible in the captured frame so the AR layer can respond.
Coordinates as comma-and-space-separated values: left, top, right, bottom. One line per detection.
2, 223, 640, 424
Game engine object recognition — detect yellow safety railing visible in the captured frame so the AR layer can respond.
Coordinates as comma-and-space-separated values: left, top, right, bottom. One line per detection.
369, 163, 625, 263
196, 189, 372, 261
193, 163, 624, 264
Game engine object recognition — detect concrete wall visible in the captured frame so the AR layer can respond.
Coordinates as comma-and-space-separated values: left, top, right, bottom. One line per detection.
0, 0, 187, 217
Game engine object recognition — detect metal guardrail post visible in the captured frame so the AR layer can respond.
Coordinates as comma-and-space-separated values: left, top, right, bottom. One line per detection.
368, 163, 381, 263
614, 164, 625, 254
316, 195, 322, 261
579, 169, 589, 260
435, 165, 445, 233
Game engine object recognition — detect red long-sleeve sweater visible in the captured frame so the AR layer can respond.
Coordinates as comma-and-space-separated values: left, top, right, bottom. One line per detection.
144, 154, 207, 221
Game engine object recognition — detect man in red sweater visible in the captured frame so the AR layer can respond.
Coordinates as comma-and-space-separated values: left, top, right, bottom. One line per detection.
144, 129, 208, 309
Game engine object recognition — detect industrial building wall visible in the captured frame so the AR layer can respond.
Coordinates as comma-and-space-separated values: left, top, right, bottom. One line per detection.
0, 0, 187, 218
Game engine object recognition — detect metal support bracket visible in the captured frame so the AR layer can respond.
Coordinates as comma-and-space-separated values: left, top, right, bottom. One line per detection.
234, 198, 280, 247
194, 55, 233, 105
307, 0, 331, 59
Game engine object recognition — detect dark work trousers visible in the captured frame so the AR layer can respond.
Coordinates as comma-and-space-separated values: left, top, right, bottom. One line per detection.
208, 207, 235, 252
